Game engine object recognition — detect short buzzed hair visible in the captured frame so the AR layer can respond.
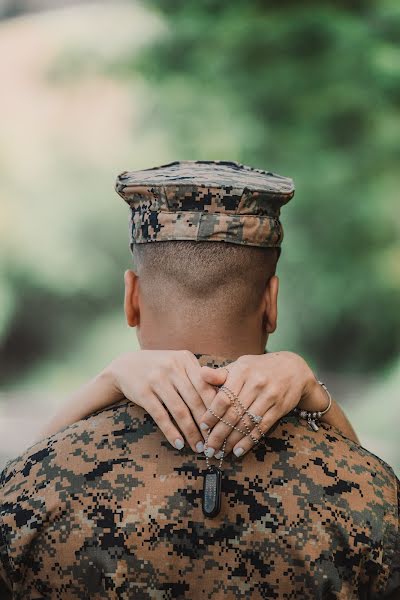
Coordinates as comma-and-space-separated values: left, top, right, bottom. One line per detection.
132, 242, 278, 319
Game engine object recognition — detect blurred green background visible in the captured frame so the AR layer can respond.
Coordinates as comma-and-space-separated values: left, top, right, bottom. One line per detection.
0, 0, 399, 473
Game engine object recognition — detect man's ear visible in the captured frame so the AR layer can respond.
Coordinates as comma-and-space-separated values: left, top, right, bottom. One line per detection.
124, 270, 140, 327
263, 275, 279, 333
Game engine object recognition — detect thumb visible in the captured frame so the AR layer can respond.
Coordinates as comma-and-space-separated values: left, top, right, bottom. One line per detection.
200, 366, 228, 386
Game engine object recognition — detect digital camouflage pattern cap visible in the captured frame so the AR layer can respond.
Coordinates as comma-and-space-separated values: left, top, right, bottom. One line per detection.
115, 160, 295, 251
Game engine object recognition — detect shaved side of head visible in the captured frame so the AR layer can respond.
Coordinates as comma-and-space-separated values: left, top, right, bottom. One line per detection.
132, 242, 279, 322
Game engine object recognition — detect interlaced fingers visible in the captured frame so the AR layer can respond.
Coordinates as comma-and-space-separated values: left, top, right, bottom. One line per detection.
219, 385, 264, 445
204, 385, 265, 470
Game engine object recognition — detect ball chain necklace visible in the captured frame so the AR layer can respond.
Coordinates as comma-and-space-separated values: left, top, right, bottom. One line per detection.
202, 385, 264, 518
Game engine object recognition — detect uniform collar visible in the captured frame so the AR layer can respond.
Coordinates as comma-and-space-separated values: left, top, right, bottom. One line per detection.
195, 353, 236, 368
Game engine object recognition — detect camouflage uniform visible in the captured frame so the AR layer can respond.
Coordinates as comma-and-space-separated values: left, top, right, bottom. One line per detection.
1, 162, 399, 598
0, 354, 399, 599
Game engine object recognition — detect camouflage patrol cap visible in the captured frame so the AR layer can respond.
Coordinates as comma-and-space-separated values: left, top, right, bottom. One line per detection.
115, 160, 295, 250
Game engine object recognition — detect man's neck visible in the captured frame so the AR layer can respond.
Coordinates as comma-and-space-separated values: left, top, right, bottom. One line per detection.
137, 316, 267, 359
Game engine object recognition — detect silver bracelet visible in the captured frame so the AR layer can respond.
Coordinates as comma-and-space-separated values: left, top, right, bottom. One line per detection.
292, 380, 332, 432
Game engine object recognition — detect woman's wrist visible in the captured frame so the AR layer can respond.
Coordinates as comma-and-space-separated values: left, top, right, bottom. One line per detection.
101, 358, 127, 402
298, 375, 329, 414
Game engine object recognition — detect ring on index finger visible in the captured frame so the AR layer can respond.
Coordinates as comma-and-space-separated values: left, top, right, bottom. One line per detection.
248, 412, 262, 424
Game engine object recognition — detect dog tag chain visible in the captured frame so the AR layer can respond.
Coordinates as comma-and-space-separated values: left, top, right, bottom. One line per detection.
202, 385, 257, 518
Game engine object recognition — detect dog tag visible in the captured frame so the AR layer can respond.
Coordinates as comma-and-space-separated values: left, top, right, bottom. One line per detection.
202, 466, 222, 518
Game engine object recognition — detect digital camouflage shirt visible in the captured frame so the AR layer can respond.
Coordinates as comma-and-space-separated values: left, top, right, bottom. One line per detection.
0, 355, 399, 599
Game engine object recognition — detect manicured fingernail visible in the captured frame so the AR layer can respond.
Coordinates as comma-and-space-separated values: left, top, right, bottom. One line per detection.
215, 450, 224, 459
196, 441, 204, 453
200, 422, 209, 431
175, 439, 184, 450
204, 447, 215, 458
233, 447, 244, 457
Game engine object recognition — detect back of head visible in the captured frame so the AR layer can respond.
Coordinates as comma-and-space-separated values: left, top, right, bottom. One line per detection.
116, 160, 294, 329
132, 241, 278, 321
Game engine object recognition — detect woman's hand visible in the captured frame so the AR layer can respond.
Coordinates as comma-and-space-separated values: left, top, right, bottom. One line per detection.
106, 350, 217, 453
42, 350, 218, 453
198, 352, 332, 458
43, 349, 357, 456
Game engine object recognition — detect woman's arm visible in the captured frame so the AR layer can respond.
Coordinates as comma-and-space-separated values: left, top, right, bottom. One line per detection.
41, 350, 359, 456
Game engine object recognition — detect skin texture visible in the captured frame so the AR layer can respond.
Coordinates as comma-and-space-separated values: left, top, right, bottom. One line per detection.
126, 264, 278, 358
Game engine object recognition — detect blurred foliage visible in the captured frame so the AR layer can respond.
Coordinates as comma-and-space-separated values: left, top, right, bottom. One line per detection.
0, 0, 399, 388
0, 0, 98, 20
125, 0, 400, 372
0, 2, 165, 385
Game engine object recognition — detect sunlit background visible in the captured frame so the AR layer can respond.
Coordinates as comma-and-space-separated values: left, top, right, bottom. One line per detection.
0, 0, 399, 474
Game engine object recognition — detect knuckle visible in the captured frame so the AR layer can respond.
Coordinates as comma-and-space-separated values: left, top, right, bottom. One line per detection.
208, 426, 221, 440
184, 394, 199, 410
140, 384, 153, 397
183, 386, 200, 404
192, 413, 204, 428
169, 353, 183, 369
150, 404, 166, 423
191, 397, 204, 413
184, 418, 198, 434
163, 352, 174, 364
237, 354, 251, 368
213, 434, 225, 447
163, 422, 176, 436
185, 424, 199, 439
261, 412, 277, 431
148, 373, 160, 387
267, 385, 279, 399
219, 394, 231, 410
254, 373, 267, 387
158, 363, 171, 378
180, 349, 193, 361
201, 389, 217, 406
197, 379, 211, 394
174, 405, 189, 420
251, 377, 265, 391
162, 426, 177, 442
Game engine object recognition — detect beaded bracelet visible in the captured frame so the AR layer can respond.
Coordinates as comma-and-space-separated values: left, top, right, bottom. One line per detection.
291, 380, 332, 432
